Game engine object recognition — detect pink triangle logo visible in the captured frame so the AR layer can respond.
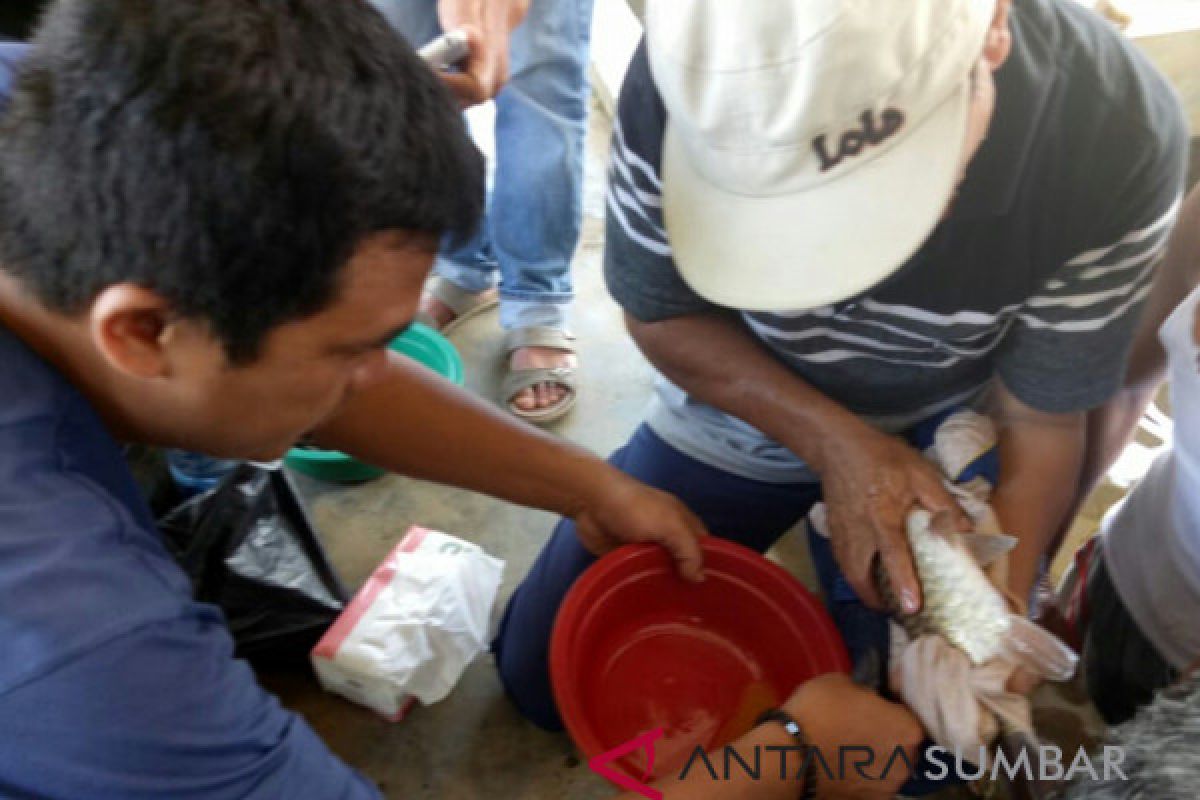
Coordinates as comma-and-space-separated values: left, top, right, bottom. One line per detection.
588, 728, 665, 800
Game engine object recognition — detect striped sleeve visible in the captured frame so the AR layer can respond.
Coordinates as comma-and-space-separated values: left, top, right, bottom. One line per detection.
603, 42, 716, 323
995, 196, 1181, 412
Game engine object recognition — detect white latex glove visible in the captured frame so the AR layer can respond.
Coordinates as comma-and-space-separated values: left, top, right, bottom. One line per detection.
888, 623, 1034, 760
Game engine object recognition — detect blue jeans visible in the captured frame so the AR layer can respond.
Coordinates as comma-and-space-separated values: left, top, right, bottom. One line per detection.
370, 0, 594, 331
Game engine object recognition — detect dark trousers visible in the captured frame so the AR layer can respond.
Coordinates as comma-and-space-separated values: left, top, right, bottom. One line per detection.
492, 424, 825, 730
1083, 540, 1178, 725
492, 409, 990, 729
491, 422, 977, 796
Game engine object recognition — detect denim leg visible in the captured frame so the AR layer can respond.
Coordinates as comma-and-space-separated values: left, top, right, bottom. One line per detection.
492, 424, 821, 730
367, 0, 593, 328
365, 1, 500, 294
433, 245, 499, 295
489, 0, 594, 331
364, 0, 440, 48
497, 298, 570, 330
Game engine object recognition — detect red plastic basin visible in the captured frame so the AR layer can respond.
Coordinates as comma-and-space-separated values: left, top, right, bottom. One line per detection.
551, 538, 850, 785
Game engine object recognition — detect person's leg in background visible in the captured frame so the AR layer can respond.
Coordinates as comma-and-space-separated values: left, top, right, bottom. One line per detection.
1079, 539, 1179, 725
366, 0, 504, 307
366, 0, 441, 56
404, 0, 594, 421
492, 424, 821, 730
488, 0, 594, 420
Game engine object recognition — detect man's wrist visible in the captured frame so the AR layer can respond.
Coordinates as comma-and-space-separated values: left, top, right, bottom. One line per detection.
786, 410, 875, 476
543, 447, 624, 520
756, 708, 818, 799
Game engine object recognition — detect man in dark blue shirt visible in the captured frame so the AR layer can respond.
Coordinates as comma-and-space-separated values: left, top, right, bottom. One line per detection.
0, 2, 710, 797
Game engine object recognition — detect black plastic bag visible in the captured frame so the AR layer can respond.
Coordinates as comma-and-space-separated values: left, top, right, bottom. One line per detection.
158, 463, 349, 667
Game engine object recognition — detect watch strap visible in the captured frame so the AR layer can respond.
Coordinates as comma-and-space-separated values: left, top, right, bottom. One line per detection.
755, 708, 818, 799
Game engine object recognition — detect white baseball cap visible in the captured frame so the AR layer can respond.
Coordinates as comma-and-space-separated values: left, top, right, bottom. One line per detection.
647, 0, 997, 311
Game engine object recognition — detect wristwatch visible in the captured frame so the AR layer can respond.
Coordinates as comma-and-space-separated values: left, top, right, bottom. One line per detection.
756, 708, 818, 800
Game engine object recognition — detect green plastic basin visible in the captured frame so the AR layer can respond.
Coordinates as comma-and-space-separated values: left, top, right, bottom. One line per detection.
284, 323, 464, 483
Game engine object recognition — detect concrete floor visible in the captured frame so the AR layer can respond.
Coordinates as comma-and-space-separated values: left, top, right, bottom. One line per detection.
267, 99, 822, 799
268, 100, 663, 800
264, 98, 1107, 799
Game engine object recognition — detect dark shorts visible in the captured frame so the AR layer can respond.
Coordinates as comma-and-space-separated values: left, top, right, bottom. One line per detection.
1071, 538, 1178, 725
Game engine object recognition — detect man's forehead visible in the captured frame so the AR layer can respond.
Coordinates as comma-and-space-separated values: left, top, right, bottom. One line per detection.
256, 239, 427, 352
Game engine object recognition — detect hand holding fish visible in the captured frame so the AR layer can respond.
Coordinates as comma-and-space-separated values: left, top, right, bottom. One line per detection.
817, 425, 973, 613
881, 509, 1078, 779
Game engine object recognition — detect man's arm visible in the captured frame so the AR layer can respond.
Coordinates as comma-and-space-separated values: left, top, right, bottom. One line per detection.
1074, 184, 1200, 507
612, 674, 924, 800
987, 382, 1087, 604
626, 311, 970, 612
602, 43, 968, 612
311, 353, 706, 581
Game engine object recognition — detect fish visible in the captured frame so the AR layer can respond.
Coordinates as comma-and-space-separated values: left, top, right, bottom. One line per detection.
878, 510, 1078, 800
878, 509, 1079, 681
878, 509, 1013, 665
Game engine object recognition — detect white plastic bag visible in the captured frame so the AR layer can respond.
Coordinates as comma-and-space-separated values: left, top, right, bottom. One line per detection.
311, 527, 505, 720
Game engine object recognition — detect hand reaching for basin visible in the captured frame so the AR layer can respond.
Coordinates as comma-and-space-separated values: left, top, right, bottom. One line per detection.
570, 467, 708, 583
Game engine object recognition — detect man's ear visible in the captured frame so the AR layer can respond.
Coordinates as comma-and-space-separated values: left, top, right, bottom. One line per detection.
984, 0, 1013, 71
88, 285, 178, 380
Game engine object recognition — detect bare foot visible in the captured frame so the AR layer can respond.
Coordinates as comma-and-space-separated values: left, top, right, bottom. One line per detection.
510, 346, 578, 413
418, 294, 457, 331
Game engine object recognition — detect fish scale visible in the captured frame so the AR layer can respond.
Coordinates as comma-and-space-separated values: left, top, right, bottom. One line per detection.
878, 509, 1012, 665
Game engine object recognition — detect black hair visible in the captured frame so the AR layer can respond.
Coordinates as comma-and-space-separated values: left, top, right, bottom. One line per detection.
0, 0, 483, 361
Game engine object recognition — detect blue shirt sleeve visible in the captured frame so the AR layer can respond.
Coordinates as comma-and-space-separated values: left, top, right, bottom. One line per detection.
0, 42, 29, 110
0, 613, 383, 800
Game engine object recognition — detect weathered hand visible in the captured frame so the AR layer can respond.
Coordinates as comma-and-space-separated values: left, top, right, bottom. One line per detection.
819, 427, 970, 612
572, 470, 707, 583
436, 0, 530, 106
783, 673, 925, 798
435, 25, 501, 107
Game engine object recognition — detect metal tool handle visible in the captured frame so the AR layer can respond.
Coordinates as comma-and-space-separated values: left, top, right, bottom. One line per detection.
418, 30, 470, 70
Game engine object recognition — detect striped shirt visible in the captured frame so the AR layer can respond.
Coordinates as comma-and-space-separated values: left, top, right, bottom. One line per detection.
604, 0, 1189, 483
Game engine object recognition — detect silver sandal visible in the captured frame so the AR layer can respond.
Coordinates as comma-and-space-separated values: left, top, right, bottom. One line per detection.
502, 326, 579, 424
